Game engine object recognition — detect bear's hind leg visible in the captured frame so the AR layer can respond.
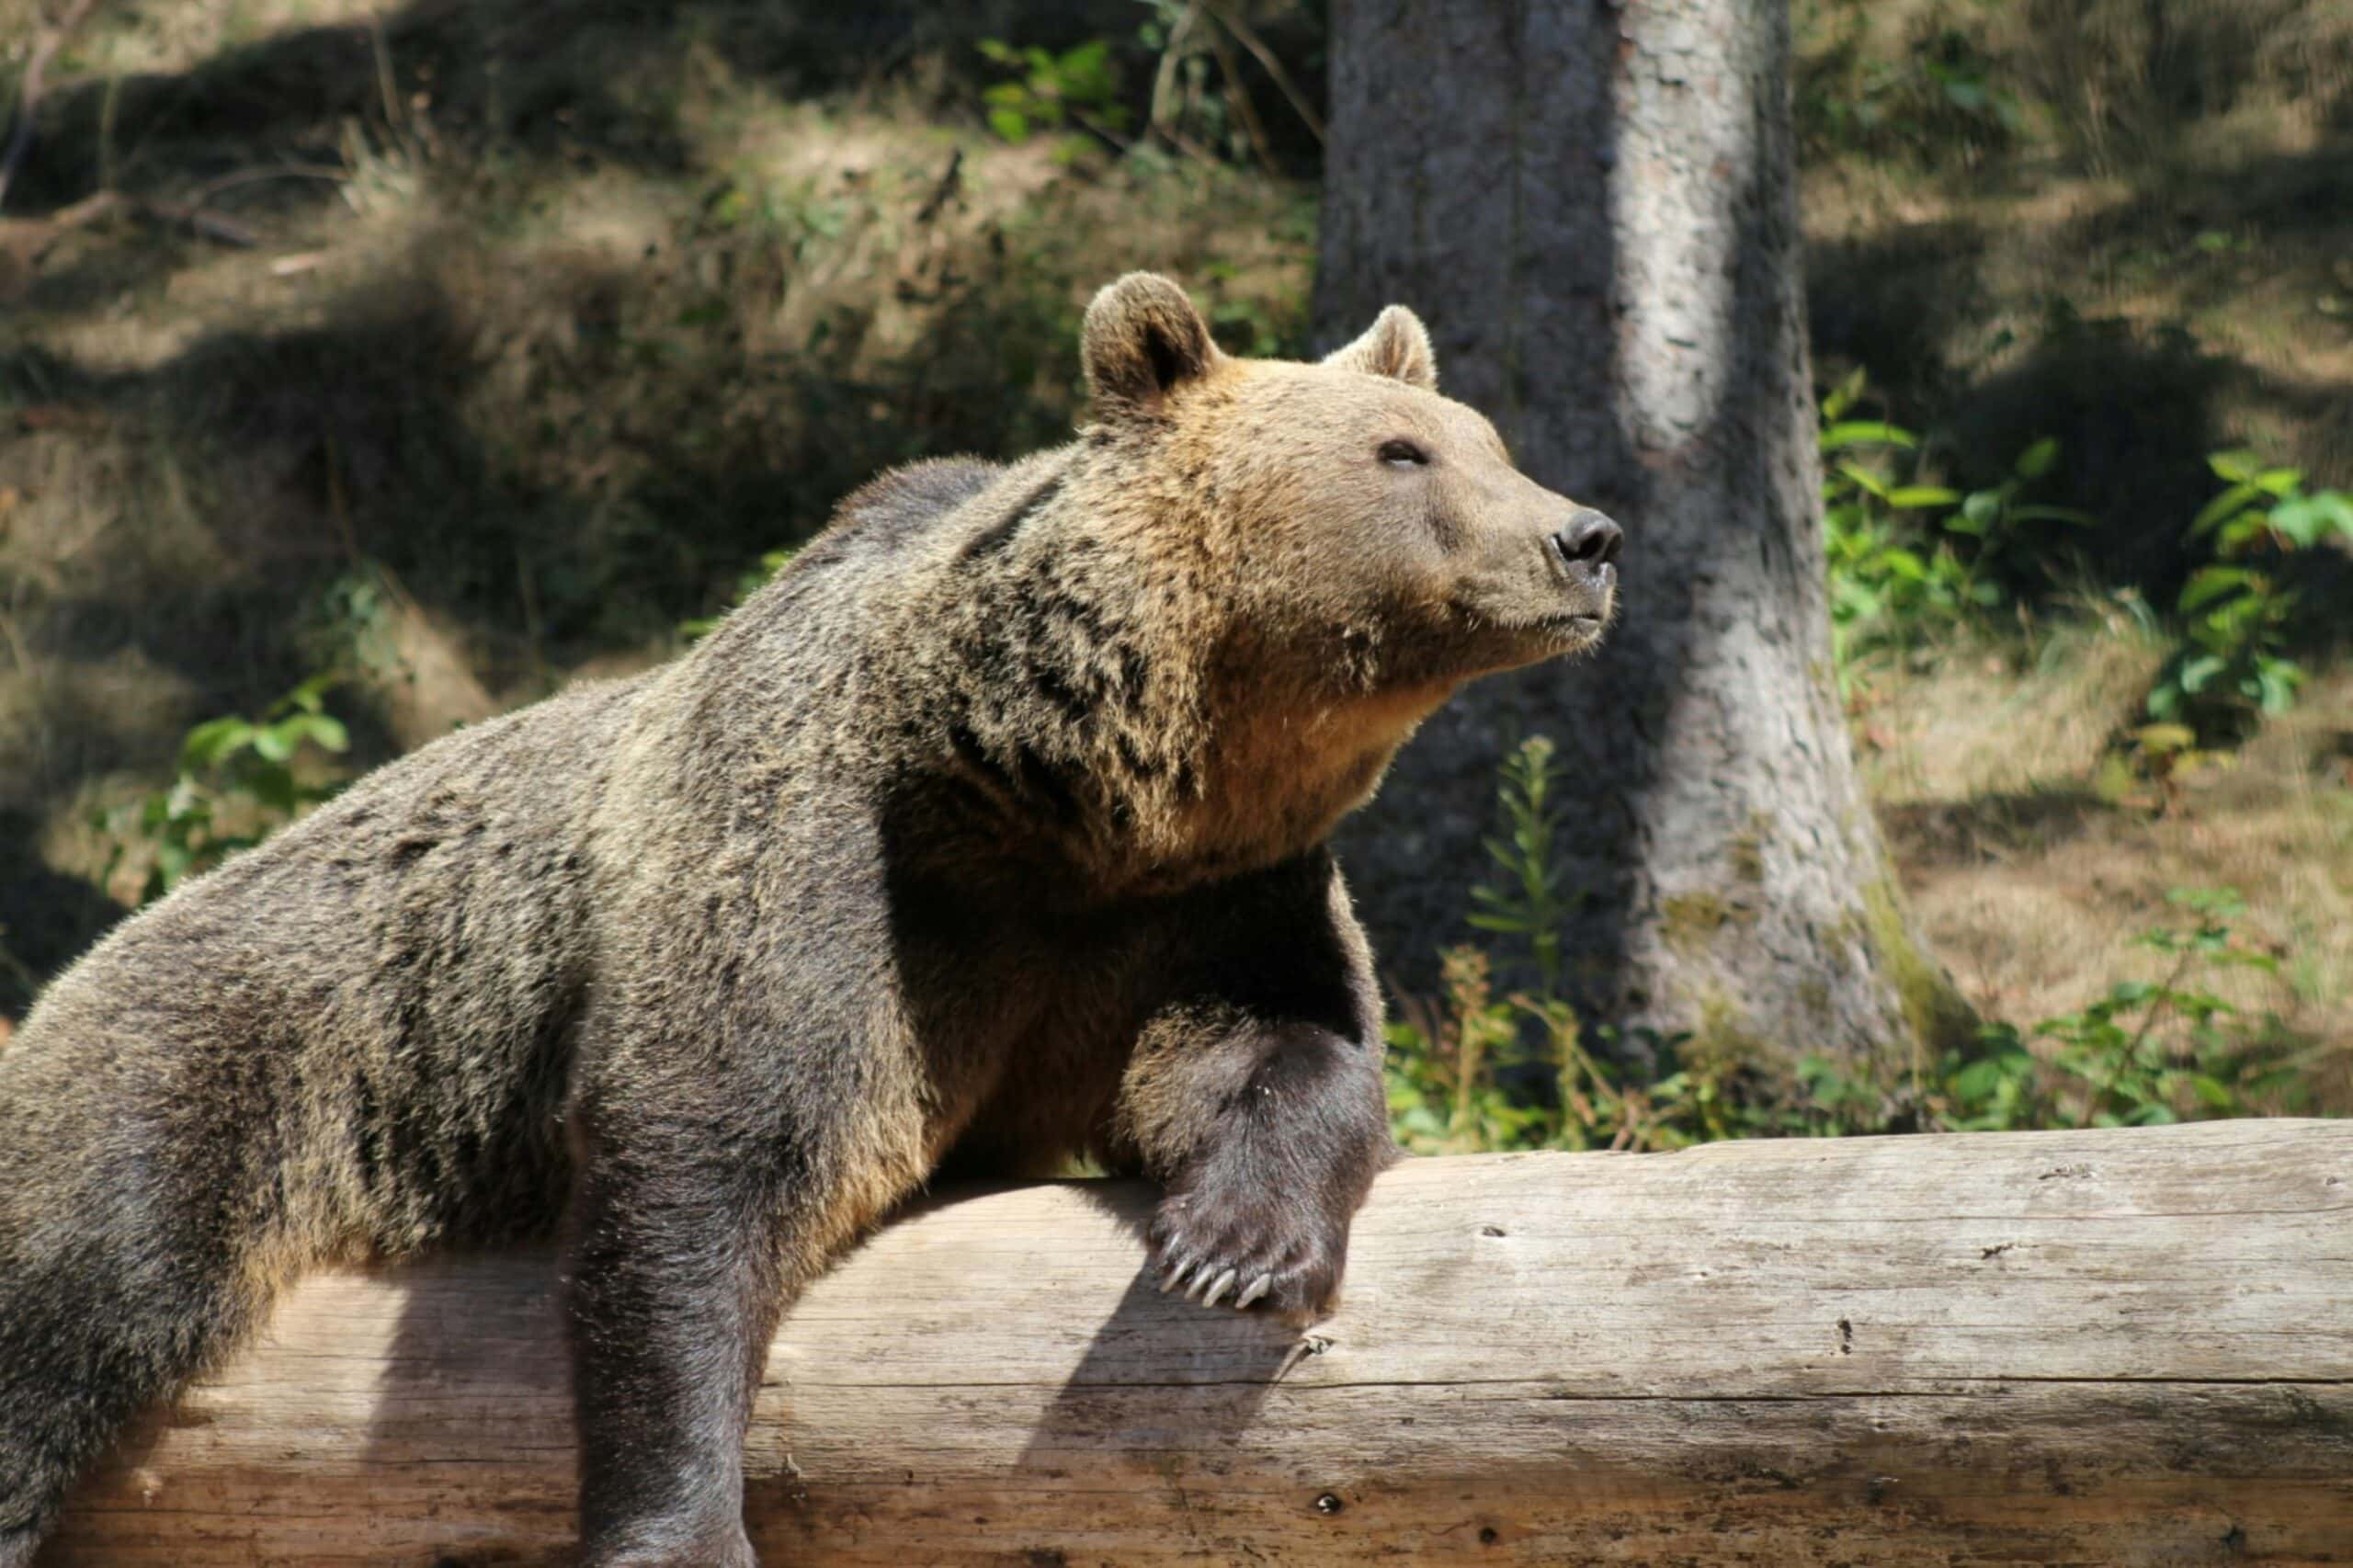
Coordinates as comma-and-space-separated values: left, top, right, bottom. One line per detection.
0, 1045, 295, 1565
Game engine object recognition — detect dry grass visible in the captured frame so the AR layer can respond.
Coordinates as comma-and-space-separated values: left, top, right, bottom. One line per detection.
1858, 608, 2168, 802
1801, 0, 2353, 1098
1872, 642, 2353, 1104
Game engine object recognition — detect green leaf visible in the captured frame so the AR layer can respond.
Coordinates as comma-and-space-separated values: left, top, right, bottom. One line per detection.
2013, 437, 2062, 479
179, 718, 252, 772
2188, 1074, 2237, 1109
1821, 368, 1869, 423
2215, 513, 2274, 556
1836, 460, 1893, 500
1821, 421, 1916, 453
2188, 481, 2260, 540
987, 107, 1031, 143
2310, 490, 2353, 541
2208, 449, 2261, 483
2006, 505, 2097, 527
1949, 1058, 2021, 1102
1877, 548, 1928, 582
1058, 39, 1114, 100
250, 725, 297, 764
290, 714, 350, 754
2268, 501, 2343, 555
2255, 658, 2304, 716
1887, 485, 1961, 509
2254, 466, 2304, 498
2177, 566, 2254, 613
2177, 653, 2227, 694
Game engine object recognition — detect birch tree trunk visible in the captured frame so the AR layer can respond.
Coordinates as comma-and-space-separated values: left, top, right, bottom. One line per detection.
1316, 0, 1967, 1071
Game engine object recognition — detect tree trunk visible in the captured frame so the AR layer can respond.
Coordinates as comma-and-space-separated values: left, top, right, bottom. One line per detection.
45, 1121, 2353, 1565
1315, 0, 1967, 1073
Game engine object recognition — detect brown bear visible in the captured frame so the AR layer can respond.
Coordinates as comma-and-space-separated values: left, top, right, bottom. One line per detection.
0, 273, 1620, 1565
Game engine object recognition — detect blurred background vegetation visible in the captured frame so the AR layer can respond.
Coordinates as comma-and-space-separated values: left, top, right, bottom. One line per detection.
1, 0, 2347, 1136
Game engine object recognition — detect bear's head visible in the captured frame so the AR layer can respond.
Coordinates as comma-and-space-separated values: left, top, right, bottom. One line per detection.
1080, 271, 1620, 700
1063, 271, 1622, 877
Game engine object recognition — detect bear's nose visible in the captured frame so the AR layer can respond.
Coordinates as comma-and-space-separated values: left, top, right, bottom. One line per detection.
1552, 509, 1622, 573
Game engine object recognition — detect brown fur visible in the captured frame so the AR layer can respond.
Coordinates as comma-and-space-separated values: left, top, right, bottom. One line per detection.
0, 274, 1617, 1565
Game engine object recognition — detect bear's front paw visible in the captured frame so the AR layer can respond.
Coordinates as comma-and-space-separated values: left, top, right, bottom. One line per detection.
1147, 1169, 1348, 1318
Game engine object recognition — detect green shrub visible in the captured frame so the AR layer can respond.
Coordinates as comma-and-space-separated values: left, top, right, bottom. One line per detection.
1386, 738, 1854, 1153
1962, 888, 2308, 1128
97, 676, 353, 905
977, 37, 1129, 153
2147, 450, 2353, 736
1819, 369, 2089, 674
1797, 5, 2025, 166
1386, 739, 2314, 1153
979, 6, 1322, 174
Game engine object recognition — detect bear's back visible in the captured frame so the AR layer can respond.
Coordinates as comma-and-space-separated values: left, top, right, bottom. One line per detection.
797, 456, 1004, 571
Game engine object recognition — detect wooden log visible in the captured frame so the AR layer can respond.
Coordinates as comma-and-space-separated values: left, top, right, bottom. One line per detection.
45, 1120, 2353, 1565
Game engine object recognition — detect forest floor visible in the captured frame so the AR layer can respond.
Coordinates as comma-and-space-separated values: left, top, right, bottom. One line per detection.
1, 0, 2348, 1101
1869, 625, 2353, 1099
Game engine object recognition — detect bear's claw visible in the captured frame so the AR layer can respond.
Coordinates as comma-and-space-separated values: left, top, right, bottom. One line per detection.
1147, 1156, 1351, 1317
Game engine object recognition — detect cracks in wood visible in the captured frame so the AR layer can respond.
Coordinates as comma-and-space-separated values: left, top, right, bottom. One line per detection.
1273, 1333, 1333, 1382
774, 1374, 2353, 1399
1941, 1374, 2353, 1389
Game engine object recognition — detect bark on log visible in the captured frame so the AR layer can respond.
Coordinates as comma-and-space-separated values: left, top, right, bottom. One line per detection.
46, 1120, 2353, 1565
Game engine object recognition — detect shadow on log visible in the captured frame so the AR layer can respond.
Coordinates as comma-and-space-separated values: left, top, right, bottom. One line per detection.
46, 1120, 2353, 1564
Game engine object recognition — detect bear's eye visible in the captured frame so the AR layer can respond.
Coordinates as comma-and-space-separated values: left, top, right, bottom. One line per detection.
1378, 438, 1429, 468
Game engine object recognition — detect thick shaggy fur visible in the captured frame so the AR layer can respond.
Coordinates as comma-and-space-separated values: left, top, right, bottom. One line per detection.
0, 275, 1617, 1566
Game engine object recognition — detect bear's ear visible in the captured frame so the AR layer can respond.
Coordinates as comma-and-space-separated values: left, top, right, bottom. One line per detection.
1082, 273, 1221, 420
1323, 304, 1438, 392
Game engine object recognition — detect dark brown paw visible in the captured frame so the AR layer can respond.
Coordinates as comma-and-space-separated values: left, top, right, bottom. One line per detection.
1147, 1176, 1347, 1317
